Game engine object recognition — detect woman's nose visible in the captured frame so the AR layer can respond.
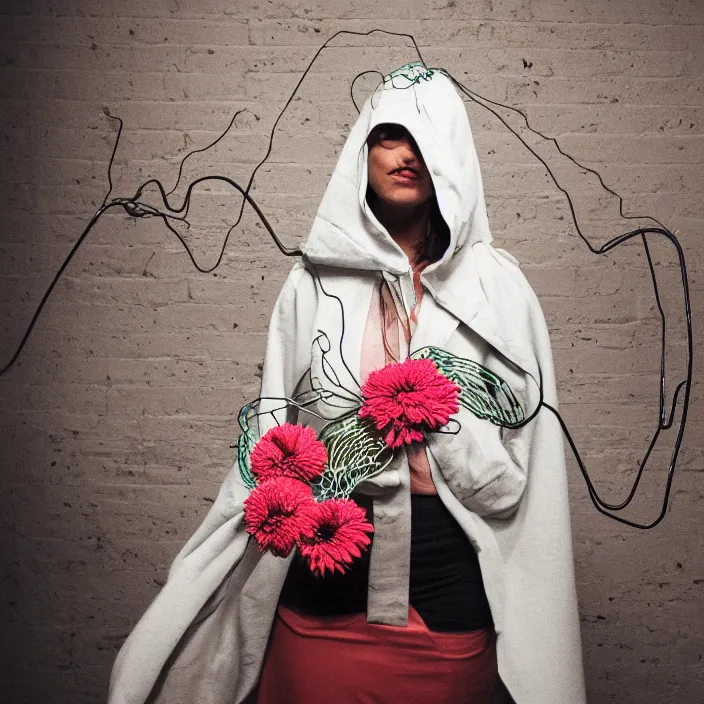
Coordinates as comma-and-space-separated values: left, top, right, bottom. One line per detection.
398, 142, 418, 163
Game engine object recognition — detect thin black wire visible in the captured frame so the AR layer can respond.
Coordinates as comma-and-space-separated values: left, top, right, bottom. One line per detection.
0, 29, 426, 377
100, 106, 123, 208
439, 71, 692, 529
309, 266, 364, 399
351, 70, 385, 113
0, 31, 692, 529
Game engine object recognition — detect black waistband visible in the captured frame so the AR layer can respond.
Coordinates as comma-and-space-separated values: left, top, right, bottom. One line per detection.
278, 493, 493, 632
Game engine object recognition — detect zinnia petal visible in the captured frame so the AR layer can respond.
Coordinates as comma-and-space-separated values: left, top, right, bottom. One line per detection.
298, 498, 374, 576
359, 358, 460, 447
250, 423, 328, 482
243, 477, 316, 558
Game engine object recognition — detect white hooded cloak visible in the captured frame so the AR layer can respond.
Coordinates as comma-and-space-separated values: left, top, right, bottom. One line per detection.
108, 63, 586, 704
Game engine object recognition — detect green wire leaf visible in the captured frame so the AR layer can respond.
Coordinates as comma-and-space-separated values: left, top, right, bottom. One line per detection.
411, 346, 525, 427
312, 414, 393, 500
236, 400, 259, 489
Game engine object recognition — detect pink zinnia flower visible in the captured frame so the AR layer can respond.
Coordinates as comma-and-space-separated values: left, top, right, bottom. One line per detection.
250, 423, 327, 482
359, 357, 460, 448
299, 498, 374, 576
244, 477, 316, 558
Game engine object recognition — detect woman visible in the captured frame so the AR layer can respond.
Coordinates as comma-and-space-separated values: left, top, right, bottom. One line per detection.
257, 120, 498, 703
108, 63, 586, 704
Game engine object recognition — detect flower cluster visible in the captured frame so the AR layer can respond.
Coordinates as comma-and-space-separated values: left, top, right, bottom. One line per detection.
243, 423, 374, 576
359, 357, 460, 447
243, 359, 457, 573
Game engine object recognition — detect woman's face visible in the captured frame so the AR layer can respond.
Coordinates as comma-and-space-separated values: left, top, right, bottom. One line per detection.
366, 123, 434, 209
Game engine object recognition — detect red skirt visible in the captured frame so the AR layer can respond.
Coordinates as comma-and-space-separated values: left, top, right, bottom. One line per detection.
257, 604, 498, 704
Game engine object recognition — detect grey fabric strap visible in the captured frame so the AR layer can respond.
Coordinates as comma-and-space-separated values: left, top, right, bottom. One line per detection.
365, 454, 411, 626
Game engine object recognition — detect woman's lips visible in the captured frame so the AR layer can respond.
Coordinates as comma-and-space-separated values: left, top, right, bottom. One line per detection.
390, 169, 419, 183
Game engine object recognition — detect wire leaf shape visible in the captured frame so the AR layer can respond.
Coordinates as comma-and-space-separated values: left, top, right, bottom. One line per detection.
237, 400, 259, 490
312, 413, 394, 500
411, 346, 525, 427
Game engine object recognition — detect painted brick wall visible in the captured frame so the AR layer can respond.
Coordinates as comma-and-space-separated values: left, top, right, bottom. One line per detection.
1, 1, 702, 701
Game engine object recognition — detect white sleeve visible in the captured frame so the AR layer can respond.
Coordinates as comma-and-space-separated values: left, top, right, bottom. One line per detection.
108, 261, 320, 704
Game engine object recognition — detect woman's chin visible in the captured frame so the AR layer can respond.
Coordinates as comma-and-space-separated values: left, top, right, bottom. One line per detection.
379, 192, 431, 210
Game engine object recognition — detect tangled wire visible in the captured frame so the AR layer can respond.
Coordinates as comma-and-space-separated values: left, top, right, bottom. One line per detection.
0, 30, 692, 529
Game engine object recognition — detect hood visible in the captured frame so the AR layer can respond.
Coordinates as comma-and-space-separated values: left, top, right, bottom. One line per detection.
300, 63, 541, 397
301, 63, 491, 277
